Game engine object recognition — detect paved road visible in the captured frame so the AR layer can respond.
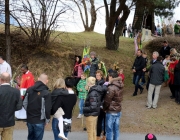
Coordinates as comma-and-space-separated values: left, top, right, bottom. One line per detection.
13, 130, 180, 140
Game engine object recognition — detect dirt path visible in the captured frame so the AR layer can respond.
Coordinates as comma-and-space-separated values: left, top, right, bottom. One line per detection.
15, 86, 180, 135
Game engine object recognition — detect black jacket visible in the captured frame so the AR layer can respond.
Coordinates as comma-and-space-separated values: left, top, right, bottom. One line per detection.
96, 78, 105, 86
149, 61, 165, 85
159, 46, 171, 59
0, 85, 22, 127
83, 85, 106, 117
132, 55, 145, 75
174, 67, 180, 85
51, 90, 77, 119
90, 57, 99, 77
23, 81, 51, 124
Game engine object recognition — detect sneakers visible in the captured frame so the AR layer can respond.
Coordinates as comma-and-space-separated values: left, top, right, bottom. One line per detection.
58, 134, 68, 140
77, 114, 82, 119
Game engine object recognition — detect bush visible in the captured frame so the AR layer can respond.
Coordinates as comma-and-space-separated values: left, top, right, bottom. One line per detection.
145, 36, 180, 54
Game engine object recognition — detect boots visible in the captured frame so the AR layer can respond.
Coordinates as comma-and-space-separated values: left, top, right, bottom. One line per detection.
102, 136, 106, 140
96, 136, 101, 140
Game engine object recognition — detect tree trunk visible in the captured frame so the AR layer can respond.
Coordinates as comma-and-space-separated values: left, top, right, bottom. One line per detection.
5, 0, 11, 64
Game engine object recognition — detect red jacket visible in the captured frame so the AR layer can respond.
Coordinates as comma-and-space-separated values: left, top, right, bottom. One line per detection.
168, 60, 178, 84
119, 74, 125, 83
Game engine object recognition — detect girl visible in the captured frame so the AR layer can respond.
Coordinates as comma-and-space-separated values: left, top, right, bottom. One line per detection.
77, 73, 87, 119
174, 60, 180, 104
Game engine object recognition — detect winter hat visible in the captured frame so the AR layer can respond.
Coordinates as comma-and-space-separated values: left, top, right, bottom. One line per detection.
145, 133, 157, 140
90, 51, 96, 57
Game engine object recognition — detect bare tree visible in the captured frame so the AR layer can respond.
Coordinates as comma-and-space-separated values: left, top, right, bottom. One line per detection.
104, 0, 135, 50
10, 0, 71, 47
72, 0, 104, 32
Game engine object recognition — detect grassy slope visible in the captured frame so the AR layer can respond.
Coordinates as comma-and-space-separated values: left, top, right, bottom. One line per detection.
1, 25, 179, 135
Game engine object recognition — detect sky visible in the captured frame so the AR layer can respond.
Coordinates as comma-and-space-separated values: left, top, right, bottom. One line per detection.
59, 5, 180, 34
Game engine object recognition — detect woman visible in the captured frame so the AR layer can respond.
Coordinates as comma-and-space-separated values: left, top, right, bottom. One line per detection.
174, 60, 180, 104
51, 77, 77, 140
83, 77, 106, 140
95, 70, 106, 140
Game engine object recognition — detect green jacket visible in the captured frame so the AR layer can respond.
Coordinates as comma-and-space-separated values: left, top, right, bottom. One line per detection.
77, 79, 87, 99
174, 24, 180, 34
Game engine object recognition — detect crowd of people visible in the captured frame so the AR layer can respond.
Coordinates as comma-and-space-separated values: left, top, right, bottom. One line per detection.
132, 40, 180, 109
0, 38, 179, 140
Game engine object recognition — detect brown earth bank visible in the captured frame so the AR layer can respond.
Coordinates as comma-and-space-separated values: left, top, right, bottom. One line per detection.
15, 86, 180, 135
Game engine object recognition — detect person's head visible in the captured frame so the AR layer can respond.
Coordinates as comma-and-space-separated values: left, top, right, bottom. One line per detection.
157, 24, 160, 27
145, 133, 157, 140
0, 56, 4, 64
53, 78, 65, 89
163, 40, 168, 47
65, 77, 74, 89
87, 77, 96, 87
38, 73, 48, 85
129, 23, 131, 26
157, 56, 163, 62
136, 49, 143, 57
170, 48, 177, 55
81, 73, 86, 80
21, 64, 29, 74
0, 72, 10, 84
96, 70, 103, 81
170, 57, 176, 62
165, 55, 170, 60
142, 52, 147, 58
152, 51, 159, 60
119, 69, 123, 74
75, 56, 82, 64
108, 71, 118, 82
90, 51, 96, 59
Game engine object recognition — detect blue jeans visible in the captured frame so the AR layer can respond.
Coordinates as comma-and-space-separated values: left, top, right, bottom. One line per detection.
140, 73, 146, 86
52, 118, 68, 140
79, 99, 84, 114
106, 112, 121, 140
133, 74, 143, 95
27, 123, 45, 140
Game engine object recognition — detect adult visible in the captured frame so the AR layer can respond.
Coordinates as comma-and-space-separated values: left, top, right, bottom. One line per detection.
174, 20, 180, 37
174, 60, 180, 104
23, 74, 51, 140
132, 49, 145, 96
147, 56, 165, 109
0, 56, 12, 77
89, 52, 99, 77
122, 22, 127, 37
83, 77, 106, 140
51, 77, 77, 140
168, 57, 178, 99
170, 48, 180, 60
72, 55, 83, 86
156, 24, 162, 36
95, 70, 106, 140
127, 24, 133, 38
103, 71, 124, 140
15, 64, 35, 120
0, 72, 22, 140
159, 40, 171, 59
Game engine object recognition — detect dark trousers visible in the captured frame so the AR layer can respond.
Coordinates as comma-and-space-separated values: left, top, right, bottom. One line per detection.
169, 83, 175, 97
97, 109, 106, 136
175, 85, 180, 102
133, 74, 143, 95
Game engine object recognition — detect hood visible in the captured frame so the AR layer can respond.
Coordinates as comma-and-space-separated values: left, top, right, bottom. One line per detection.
51, 88, 69, 97
33, 81, 49, 92
109, 77, 124, 88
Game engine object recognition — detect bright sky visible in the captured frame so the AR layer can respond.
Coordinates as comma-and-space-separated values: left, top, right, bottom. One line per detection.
60, 5, 180, 34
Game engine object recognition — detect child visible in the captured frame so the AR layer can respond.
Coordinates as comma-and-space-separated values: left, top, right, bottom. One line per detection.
140, 52, 148, 87
77, 73, 87, 119
163, 55, 170, 86
118, 69, 125, 83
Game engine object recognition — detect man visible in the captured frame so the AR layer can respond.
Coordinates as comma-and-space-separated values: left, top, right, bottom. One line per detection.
103, 71, 124, 140
147, 56, 165, 109
174, 20, 180, 37
89, 51, 99, 77
16, 64, 35, 120
127, 23, 133, 38
51, 77, 77, 139
20, 64, 35, 89
0, 56, 12, 77
159, 40, 171, 59
23, 74, 51, 140
0, 72, 22, 140
132, 49, 145, 96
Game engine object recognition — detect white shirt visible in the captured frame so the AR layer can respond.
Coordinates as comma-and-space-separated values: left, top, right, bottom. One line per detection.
0, 61, 12, 77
